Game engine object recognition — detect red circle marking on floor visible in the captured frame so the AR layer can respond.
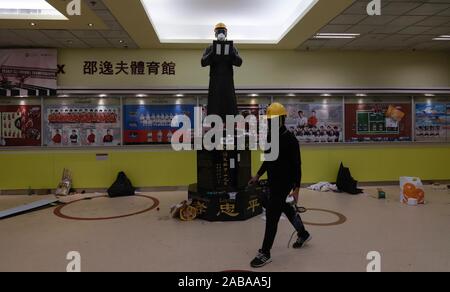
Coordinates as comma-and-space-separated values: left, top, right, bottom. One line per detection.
302, 208, 347, 226
54, 195, 160, 221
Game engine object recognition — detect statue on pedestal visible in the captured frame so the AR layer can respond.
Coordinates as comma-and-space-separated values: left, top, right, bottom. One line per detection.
201, 23, 243, 120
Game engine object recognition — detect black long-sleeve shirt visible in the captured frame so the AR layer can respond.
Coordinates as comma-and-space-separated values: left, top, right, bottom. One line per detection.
257, 126, 302, 190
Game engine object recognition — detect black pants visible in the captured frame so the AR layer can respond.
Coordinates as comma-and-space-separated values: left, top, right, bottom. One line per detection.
261, 184, 307, 256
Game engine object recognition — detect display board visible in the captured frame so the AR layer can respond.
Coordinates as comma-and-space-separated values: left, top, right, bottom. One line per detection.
123, 101, 195, 145
279, 97, 343, 143
43, 98, 121, 147
0, 99, 41, 146
0, 49, 57, 97
345, 98, 412, 142
415, 100, 449, 142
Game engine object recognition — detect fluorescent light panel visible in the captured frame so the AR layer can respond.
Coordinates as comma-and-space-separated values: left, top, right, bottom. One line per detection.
314, 33, 360, 39
0, 0, 67, 20
433, 35, 450, 41
140, 0, 319, 44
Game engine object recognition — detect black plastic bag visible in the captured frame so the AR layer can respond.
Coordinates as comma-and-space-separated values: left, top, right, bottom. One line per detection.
108, 172, 136, 198
336, 163, 363, 195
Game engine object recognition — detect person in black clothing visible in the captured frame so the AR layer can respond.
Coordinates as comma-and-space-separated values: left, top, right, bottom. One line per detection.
249, 102, 311, 268
201, 23, 243, 120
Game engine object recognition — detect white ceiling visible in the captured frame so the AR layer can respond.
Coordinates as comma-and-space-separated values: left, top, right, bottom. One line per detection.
140, 0, 319, 44
0, 0, 448, 51
300, 0, 450, 51
0, 0, 138, 49
0, 0, 67, 20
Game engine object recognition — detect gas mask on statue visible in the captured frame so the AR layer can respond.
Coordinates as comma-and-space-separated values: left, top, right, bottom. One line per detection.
215, 29, 227, 41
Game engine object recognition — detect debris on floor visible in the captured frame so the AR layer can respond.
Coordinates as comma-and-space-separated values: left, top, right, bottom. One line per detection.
57, 192, 106, 204
0, 197, 59, 219
55, 169, 72, 196
307, 182, 338, 192
170, 200, 197, 221
377, 188, 386, 199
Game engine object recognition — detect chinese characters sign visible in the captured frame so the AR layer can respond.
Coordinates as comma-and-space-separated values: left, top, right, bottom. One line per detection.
83, 60, 176, 76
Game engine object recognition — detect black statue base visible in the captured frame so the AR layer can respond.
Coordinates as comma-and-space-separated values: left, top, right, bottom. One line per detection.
188, 147, 266, 222
188, 183, 263, 222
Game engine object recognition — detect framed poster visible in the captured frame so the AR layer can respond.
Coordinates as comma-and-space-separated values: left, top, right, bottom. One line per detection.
345, 98, 412, 142
415, 100, 448, 142
279, 97, 344, 143
43, 98, 121, 147
0, 98, 41, 146
447, 103, 450, 142
123, 101, 195, 145
0, 49, 57, 97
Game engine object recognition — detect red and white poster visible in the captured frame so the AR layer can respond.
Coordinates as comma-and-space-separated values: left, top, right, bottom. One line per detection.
0, 49, 57, 97
0, 105, 41, 146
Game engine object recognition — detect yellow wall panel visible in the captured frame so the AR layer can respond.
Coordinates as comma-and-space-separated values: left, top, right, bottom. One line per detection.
1, 146, 449, 191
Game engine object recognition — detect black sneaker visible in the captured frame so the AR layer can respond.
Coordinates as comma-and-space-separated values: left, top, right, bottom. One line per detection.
293, 231, 311, 249
250, 250, 272, 268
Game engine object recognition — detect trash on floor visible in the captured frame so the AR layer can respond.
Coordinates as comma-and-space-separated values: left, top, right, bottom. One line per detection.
400, 176, 425, 205
0, 197, 59, 219
108, 171, 136, 198
377, 188, 386, 199
57, 192, 105, 204
336, 163, 363, 195
170, 200, 197, 221
55, 168, 72, 196
307, 182, 338, 192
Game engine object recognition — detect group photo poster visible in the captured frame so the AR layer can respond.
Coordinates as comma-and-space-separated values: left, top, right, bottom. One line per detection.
123, 104, 195, 145
284, 102, 344, 143
44, 103, 121, 147
415, 102, 448, 142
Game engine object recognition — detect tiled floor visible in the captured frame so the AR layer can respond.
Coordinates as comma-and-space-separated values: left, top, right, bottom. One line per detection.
0, 186, 449, 272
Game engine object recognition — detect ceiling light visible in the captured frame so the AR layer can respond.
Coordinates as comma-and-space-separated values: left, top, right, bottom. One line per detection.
119, 40, 124, 43
140, 0, 319, 44
30, 22, 36, 26
0, 0, 67, 20
321, 94, 331, 97
314, 33, 360, 39
99, 94, 107, 98
424, 94, 435, 97
287, 93, 296, 97
88, 23, 94, 27
175, 94, 184, 97
249, 94, 259, 97
356, 93, 367, 97
136, 94, 147, 98
432, 35, 450, 41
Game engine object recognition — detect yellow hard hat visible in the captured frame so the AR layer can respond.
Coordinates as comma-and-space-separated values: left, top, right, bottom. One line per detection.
266, 102, 287, 119
215, 23, 227, 31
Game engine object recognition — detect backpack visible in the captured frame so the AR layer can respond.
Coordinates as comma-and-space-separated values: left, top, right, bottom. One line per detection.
336, 163, 363, 195
107, 172, 136, 198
